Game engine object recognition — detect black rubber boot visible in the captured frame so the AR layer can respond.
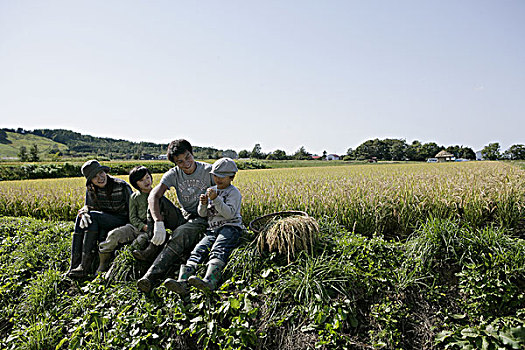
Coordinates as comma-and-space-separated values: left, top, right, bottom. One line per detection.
68, 231, 98, 279
137, 247, 179, 293
69, 252, 95, 278
165, 264, 196, 296
96, 252, 112, 274
66, 232, 83, 275
132, 242, 163, 262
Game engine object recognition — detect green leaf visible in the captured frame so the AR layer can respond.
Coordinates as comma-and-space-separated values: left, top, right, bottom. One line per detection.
229, 297, 241, 309
461, 328, 479, 338
435, 330, 453, 342
499, 331, 520, 349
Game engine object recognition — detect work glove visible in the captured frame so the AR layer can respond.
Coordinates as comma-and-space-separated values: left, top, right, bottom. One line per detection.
151, 221, 166, 246
79, 212, 92, 229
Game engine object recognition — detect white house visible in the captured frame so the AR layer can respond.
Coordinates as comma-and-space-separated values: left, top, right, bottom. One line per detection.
326, 154, 340, 161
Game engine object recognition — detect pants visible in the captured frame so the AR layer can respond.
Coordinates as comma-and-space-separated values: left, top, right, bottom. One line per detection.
99, 223, 149, 254
187, 225, 242, 266
144, 197, 207, 276
73, 211, 128, 254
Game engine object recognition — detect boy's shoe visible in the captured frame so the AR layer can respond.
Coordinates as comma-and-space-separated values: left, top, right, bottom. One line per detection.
165, 264, 196, 296
188, 261, 223, 293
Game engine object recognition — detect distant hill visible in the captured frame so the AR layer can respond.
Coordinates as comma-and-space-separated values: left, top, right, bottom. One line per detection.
0, 128, 234, 160
0, 130, 69, 159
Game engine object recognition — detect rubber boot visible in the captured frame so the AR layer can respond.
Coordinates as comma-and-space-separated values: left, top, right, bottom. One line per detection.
68, 252, 95, 278
96, 252, 112, 274
68, 231, 98, 279
165, 264, 196, 296
188, 259, 224, 293
137, 247, 179, 293
132, 242, 163, 262
66, 232, 83, 275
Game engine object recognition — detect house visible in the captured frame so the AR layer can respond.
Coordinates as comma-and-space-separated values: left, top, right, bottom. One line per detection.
311, 155, 322, 160
435, 150, 455, 162
475, 151, 483, 161
326, 154, 340, 161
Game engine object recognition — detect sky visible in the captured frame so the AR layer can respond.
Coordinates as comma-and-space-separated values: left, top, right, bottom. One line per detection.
1, 1, 524, 156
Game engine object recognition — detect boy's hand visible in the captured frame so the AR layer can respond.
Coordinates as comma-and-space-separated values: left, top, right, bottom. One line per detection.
207, 188, 218, 200
200, 194, 208, 204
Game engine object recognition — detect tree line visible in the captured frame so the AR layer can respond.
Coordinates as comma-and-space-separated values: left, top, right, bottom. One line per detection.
4, 128, 524, 162
240, 139, 525, 161
3, 128, 237, 160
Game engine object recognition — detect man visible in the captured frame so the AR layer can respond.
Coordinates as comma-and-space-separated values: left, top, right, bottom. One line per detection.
136, 139, 214, 293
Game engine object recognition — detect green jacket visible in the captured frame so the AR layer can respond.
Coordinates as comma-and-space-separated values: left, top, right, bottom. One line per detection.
129, 191, 149, 231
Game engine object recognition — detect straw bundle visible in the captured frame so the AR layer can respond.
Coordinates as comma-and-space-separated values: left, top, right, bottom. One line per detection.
254, 212, 319, 263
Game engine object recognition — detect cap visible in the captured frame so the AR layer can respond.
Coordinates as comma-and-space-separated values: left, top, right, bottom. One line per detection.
210, 157, 238, 177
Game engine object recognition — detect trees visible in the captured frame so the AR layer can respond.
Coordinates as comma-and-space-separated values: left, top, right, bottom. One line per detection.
293, 146, 311, 160
481, 143, 501, 160
445, 145, 475, 160
504, 144, 525, 160
266, 149, 288, 160
29, 144, 40, 162
389, 139, 407, 161
0, 130, 10, 144
238, 150, 250, 158
420, 142, 443, 160
354, 138, 408, 161
250, 144, 265, 159
18, 146, 29, 161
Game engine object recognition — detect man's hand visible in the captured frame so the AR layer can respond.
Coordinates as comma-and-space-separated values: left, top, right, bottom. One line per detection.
200, 194, 208, 204
151, 221, 166, 246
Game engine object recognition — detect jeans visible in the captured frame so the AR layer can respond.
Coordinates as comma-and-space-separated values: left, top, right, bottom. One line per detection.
187, 225, 242, 266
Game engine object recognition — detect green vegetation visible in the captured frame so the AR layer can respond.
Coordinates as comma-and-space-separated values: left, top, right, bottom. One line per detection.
0, 159, 358, 181
1, 128, 232, 161
0, 131, 68, 159
0, 161, 523, 348
0, 216, 523, 349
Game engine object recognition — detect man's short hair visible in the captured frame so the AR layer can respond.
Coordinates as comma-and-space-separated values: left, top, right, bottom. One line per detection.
167, 139, 193, 163
129, 166, 152, 190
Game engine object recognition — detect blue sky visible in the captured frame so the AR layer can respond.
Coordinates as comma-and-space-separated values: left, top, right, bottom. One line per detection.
1, 1, 524, 155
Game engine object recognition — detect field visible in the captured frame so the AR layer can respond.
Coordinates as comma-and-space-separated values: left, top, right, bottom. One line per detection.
0, 161, 524, 349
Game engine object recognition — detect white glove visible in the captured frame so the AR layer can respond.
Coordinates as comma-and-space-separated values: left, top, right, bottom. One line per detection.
151, 221, 166, 246
79, 212, 92, 229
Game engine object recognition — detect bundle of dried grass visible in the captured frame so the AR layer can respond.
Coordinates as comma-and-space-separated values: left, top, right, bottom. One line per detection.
253, 212, 320, 263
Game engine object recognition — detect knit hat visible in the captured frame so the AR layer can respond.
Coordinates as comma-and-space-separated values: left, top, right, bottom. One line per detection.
81, 160, 110, 185
210, 157, 238, 177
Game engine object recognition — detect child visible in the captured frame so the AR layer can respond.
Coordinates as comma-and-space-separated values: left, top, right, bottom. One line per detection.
165, 157, 243, 294
96, 166, 153, 273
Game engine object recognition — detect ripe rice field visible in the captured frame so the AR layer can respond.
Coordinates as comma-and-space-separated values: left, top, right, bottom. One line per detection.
1, 161, 524, 237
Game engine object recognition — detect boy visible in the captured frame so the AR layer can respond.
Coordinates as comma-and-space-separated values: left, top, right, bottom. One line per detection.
165, 157, 243, 294
96, 166, 153, 273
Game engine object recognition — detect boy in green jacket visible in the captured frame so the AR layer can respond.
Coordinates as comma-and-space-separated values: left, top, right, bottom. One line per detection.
96, 166, 153, 273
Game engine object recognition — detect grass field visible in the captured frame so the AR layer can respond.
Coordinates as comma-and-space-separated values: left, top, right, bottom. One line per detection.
0, 161, 524, 349
0, 131, 69, 159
